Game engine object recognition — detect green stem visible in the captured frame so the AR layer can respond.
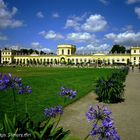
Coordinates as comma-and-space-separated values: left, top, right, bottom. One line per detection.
12, 88, 17, 116
84, 120, 99, 140
53, 114, 62, 130
64, 97, 67, 106
25, 99, 28, 114
84, 134, 90, 140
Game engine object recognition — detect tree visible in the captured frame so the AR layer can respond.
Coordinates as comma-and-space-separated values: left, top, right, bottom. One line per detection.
110, 45, 126, 54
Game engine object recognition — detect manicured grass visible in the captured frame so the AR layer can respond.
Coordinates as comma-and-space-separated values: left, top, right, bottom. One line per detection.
0, 66, 117, 122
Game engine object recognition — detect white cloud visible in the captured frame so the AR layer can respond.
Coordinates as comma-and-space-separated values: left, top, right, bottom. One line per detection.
64, 14, 87, 30
31, 42, 51, 52
65, 19, 80, 30
105, 33, 116, 40
105, 31, 140, 46
41, 48, 51, 53
39, 30, 64, 40
52, 12, 60, 18
99, 0, 109, 5
36, 11, 44, 18
65, 14, 107, 32
0, 32, 7, 40
135, 7, 140, 18
9, 45, 20, 50
122, 25, 133, 31
81, 14, 107, 32
31, 42, 42, 49
67, 32, 96, 43
77, 43, 110, 54
126, 0, 140, 4
0, 0, 23, 29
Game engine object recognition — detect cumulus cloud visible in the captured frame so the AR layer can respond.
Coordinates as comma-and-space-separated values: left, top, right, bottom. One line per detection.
65, 14, 107, 32
67, 32, 96, 43
65, 19, 80, 30
64, 13, 87, 30
0, 32, 7, 40
36, 11, 44, 18
52, 12, 60, 18
99, 0, 109, 5
0, 0, 23, 29
122, 25, 133, 31
31, 42, 51, 52
77, 43, 110, 54
126, 0, 140, 4
9, 45, 21, 50
134, 7, 140, 18
31, 42, 42, 49
105, 31, 140, 46
39, 30, 64, 40
81, 14, 107, 32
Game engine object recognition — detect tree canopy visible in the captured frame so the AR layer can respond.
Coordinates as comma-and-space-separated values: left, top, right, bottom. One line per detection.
110, 45, 126, 54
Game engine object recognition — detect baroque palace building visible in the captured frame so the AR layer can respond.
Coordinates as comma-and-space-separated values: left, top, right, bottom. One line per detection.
1, 44, 140, 65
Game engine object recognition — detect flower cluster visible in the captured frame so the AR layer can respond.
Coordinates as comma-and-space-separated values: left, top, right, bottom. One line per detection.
0, 73, 21, 90
86, 105, 120, 140
18, 85, 32, 94
59, 87, 77, 99
0, 73, 32, 94
44, 106, 63, 118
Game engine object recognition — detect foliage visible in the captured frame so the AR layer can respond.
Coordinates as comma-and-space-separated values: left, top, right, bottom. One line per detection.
95, 67, 129, 103
0, 67, 116, 122
110, 45, 126, 54
0, 73, 72, 140
0, 70, 120, 140
85, 105, 120, 140
0, 113, 70, 140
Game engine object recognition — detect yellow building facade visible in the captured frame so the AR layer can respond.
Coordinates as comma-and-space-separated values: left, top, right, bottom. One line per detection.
1, 45, 140, 65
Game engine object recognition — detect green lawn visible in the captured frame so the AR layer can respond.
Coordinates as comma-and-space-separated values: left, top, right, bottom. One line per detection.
0, 66, 117, 122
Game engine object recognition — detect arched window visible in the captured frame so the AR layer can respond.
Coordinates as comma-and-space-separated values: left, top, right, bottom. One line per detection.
68, 50, 70, 55
62, 49, 64, 55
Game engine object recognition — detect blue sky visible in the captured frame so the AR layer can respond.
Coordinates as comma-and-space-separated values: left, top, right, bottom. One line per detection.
0, 0, 140, 53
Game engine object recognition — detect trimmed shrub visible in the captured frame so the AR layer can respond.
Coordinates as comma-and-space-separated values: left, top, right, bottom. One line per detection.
95, 67, 129, 103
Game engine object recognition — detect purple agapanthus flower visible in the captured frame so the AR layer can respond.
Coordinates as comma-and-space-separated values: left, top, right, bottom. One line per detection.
0, 73, 22, 90
18, 85, 32, 94
86, 105, 120, 140
59, 87, 77, 99
0, 73, 32, 94
44, 106, 63, 118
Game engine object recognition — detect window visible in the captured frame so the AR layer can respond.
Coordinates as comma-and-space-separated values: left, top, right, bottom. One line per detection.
8, 58, 10, 60
134, 57, 136, 60
68, 50, 70, 55
134, 50, 136, 53
122, 58, 125, 61
62, 49, 64, 55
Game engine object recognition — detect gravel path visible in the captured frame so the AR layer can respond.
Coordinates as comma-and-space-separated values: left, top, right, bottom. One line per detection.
59, 68, 140, 140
